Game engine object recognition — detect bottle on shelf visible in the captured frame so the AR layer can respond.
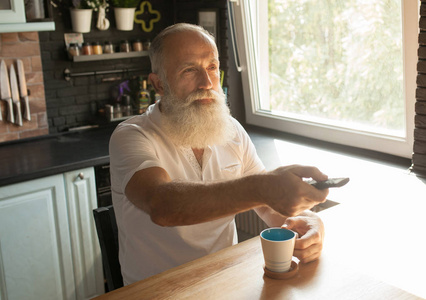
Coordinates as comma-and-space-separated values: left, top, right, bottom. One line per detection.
82, 42, 93, 55
104, 41, 115, 54
143, 39, 151, 50
122, 94, 133, 116
132, 39, 143, 52
138, 77, 150, 114
120, 40, 131, 53
68, 43, 80, 58
147, 78, 160, 105
92, 42, 103, 55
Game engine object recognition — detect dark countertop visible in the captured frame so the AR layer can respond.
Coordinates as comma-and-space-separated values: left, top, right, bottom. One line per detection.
0, 122, 412, 188
0, 125, 116, 187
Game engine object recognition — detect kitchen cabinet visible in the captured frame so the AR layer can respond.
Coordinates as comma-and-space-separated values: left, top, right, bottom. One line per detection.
0, 0, 55, 32
0, 0, 26, 23
0, 21, 55, 33
0, 167, 104, 300
63, 167, 104, 299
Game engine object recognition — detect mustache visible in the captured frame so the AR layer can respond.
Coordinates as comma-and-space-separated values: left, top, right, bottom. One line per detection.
185, 89, 223, 103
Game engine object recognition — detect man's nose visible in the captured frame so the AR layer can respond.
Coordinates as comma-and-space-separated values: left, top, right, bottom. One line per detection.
197, 69, 214, 90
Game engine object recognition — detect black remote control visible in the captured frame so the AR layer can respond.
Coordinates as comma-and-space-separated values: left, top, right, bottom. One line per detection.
308, 177, 350, 190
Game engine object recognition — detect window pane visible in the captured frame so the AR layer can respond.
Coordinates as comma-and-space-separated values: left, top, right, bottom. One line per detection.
265, 0, 404, 136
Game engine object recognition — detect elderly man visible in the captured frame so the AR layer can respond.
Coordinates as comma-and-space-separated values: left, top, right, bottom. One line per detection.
109, 23, 329, 285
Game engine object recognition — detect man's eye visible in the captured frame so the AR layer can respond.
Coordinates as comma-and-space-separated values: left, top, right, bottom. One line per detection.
184, 68, 196, 73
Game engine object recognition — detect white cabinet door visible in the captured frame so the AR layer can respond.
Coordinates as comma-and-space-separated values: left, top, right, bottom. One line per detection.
0, 0, 26, 23
0, 175, 76, 300
64, 168, 104, 299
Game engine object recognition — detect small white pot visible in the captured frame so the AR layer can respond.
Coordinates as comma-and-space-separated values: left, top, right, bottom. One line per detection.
114, 7, 136, 31
70, 8, 93, 33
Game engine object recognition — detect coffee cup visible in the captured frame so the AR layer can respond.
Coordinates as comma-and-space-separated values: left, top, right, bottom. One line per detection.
260, 227, 296, 273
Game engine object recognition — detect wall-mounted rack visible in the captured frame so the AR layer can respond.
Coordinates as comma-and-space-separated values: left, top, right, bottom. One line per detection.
64, 68, 146, 81
72, 51, 149, 62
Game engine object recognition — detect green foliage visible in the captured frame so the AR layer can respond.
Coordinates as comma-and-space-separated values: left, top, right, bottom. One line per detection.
111, 0, 139, 8
267, 0, 404, 131
51, 0, 103, 10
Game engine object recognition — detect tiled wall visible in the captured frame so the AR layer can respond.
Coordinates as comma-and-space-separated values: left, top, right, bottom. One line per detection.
40, 0, 229, 134
0, 0, 230, 140
40, 2, 173, 133
0, 32, 49, 142
413, 0, 426, 176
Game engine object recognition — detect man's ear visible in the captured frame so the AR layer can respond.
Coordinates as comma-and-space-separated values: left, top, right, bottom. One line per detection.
149, 73, 165, 96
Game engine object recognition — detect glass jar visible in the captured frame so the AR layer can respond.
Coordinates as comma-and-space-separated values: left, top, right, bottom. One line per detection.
92, 42, 103, 55
122, 95, 133, 116
68, 43, 80, 58
82, 42, 93, 55
120, 40, 131, 53
104, 41, 114, 54
105, 104, 113, 120
114, 103, 122, 118
132, 39, 143, 52
143, 39, 151, 50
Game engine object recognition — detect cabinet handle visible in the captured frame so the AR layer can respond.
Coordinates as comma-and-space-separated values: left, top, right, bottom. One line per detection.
78, 172, 84, 180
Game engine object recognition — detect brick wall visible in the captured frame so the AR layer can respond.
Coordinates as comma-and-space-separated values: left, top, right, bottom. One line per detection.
413, 0, 426, 176
0, 32, 49, 142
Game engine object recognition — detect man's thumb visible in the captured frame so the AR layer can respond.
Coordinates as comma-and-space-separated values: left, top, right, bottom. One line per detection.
282, 218, 295, 230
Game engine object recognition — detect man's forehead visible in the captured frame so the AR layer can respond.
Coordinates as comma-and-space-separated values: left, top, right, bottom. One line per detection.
165, 29, 214, 44
163, 31, 218, 65
164, 31, 216, 50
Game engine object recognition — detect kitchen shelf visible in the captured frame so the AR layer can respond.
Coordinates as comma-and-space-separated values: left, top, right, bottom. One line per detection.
73, 51, 149, 62
0, 20, 55, 33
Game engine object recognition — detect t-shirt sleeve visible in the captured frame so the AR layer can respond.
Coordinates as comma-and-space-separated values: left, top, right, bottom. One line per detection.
109, 122, 162, 193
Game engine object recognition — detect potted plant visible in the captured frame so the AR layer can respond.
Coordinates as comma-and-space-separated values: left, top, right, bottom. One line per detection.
51, 0, 103, 32
111, 0, 139, 31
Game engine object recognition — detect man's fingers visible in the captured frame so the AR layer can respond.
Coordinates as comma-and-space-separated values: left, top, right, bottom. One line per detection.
292, 165, 328, 182
294, 249, 321, 264
294, 241, 322, 263
304, 182, 329, 203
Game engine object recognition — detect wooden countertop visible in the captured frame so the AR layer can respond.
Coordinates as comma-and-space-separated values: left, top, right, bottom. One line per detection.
251, 132, 426, 298
94, 236, 421, 300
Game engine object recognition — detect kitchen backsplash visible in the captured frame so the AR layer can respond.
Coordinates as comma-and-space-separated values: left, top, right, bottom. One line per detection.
39, 1, 173, 134
0, 32, 49, 142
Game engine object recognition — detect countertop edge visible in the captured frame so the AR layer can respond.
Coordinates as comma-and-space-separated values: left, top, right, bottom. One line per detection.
0, 156, 110, 187
0, 125, 115, 188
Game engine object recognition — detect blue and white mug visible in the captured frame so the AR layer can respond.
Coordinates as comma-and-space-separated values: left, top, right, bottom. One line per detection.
260, 227, 296, 273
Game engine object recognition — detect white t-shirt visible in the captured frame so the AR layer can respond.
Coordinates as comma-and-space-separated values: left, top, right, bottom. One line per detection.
109, 102, 265, 285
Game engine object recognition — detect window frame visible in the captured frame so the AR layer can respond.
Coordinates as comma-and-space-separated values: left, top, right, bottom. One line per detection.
231, 0, 418, 158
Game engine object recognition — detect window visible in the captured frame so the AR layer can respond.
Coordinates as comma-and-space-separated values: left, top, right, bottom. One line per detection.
230, 0, 418, 158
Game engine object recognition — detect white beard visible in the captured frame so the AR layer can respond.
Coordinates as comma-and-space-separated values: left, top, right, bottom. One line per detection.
160, 87, 237, 149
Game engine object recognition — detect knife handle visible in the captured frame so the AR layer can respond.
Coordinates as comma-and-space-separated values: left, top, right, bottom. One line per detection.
4, 98, 14, 124
14, 101, 23, 126
22, 96, 31, 121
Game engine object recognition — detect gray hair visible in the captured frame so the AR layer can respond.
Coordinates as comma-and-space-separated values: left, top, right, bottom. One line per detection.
149, 23, 216, 81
